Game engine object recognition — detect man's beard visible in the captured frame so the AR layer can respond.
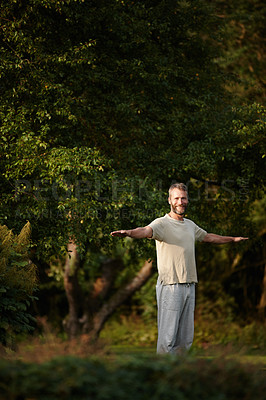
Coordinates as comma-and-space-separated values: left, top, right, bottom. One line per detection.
172, 204, 187, 215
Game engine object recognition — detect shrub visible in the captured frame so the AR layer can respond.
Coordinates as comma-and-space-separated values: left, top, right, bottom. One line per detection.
0, 355, 265, 400
0, 222, 38, 347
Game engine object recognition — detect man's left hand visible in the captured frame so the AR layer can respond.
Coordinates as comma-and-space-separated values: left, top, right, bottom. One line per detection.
233, 237, 249, 242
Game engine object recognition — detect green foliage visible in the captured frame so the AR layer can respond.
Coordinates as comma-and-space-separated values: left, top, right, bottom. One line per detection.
248, 195, 266, 236
0, 0, 265, 335
0, 0, 229, 256
0, 222, 37, 292
214, 0, 266, 102
1, 0, 263, 250
0, 222, 37, 346
100, 314, 157, 347
0, 287, 37, 347
100, 308, 266, 351
0, 355, 265, 400
195, 283, 266, 349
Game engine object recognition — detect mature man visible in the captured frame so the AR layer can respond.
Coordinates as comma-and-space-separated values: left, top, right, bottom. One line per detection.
111, 183, 248, 354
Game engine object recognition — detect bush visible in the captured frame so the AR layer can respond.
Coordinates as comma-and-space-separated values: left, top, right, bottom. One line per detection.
100, 314, 157, 347
0, 355, 265, 400
0, 222, 38, 347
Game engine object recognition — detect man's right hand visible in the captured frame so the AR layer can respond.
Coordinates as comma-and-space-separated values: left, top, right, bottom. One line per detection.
110, 226, 152, 239
110, 230, 129, 237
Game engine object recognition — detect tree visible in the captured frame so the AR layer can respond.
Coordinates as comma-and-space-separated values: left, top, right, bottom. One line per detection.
0, 0, 265, 337
212, 0, 266, 103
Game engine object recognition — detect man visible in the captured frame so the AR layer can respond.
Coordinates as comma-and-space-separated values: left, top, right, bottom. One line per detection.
111, 183, 248, 354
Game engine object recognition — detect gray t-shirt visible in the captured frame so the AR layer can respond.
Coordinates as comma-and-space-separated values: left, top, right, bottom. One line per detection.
148, 214, 207, 284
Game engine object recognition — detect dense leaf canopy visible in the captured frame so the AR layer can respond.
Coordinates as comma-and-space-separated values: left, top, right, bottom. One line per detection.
0, 0, 229, 253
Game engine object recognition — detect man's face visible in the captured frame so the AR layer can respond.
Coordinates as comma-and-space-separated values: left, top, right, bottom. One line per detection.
168, 189, 189, 216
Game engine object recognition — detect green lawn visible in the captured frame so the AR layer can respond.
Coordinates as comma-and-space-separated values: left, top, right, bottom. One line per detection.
109, 344, 266, 370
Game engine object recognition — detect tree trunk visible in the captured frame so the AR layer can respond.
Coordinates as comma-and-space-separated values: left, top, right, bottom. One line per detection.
80, 258, 123, 333
63, 251, 155, 339
63, 240, 82, 338
87, 259, 154, 338
258, 242, 266, 318
258, 264, 266, 309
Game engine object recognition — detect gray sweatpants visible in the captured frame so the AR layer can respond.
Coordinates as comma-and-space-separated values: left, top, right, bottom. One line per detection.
156, 280, 195, 354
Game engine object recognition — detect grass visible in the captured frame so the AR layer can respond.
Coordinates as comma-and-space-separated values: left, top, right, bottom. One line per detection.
109, 344, 266, 367
3, 331, 266, 369
1, 315, 266, 369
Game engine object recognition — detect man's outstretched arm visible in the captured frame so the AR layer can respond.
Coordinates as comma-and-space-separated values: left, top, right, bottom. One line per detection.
111, 226, 153, 239
203, 233, 249, 244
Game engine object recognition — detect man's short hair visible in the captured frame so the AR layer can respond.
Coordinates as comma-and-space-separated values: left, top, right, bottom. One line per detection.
169, 183, 188, 196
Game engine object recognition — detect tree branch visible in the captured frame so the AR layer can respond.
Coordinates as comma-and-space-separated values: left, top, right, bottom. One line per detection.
86, 259, 155, 338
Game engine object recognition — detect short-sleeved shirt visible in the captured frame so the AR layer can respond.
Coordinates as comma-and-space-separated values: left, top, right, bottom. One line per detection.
148, 214, 207, 285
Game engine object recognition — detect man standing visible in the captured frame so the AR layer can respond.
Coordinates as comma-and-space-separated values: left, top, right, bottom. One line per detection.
111, 183, 248, 354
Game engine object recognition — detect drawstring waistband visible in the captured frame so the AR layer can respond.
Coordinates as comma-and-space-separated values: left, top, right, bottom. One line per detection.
179, 283, 195, 287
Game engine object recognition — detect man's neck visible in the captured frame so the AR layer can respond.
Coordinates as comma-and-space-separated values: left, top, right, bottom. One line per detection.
168, 211, 184, 221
